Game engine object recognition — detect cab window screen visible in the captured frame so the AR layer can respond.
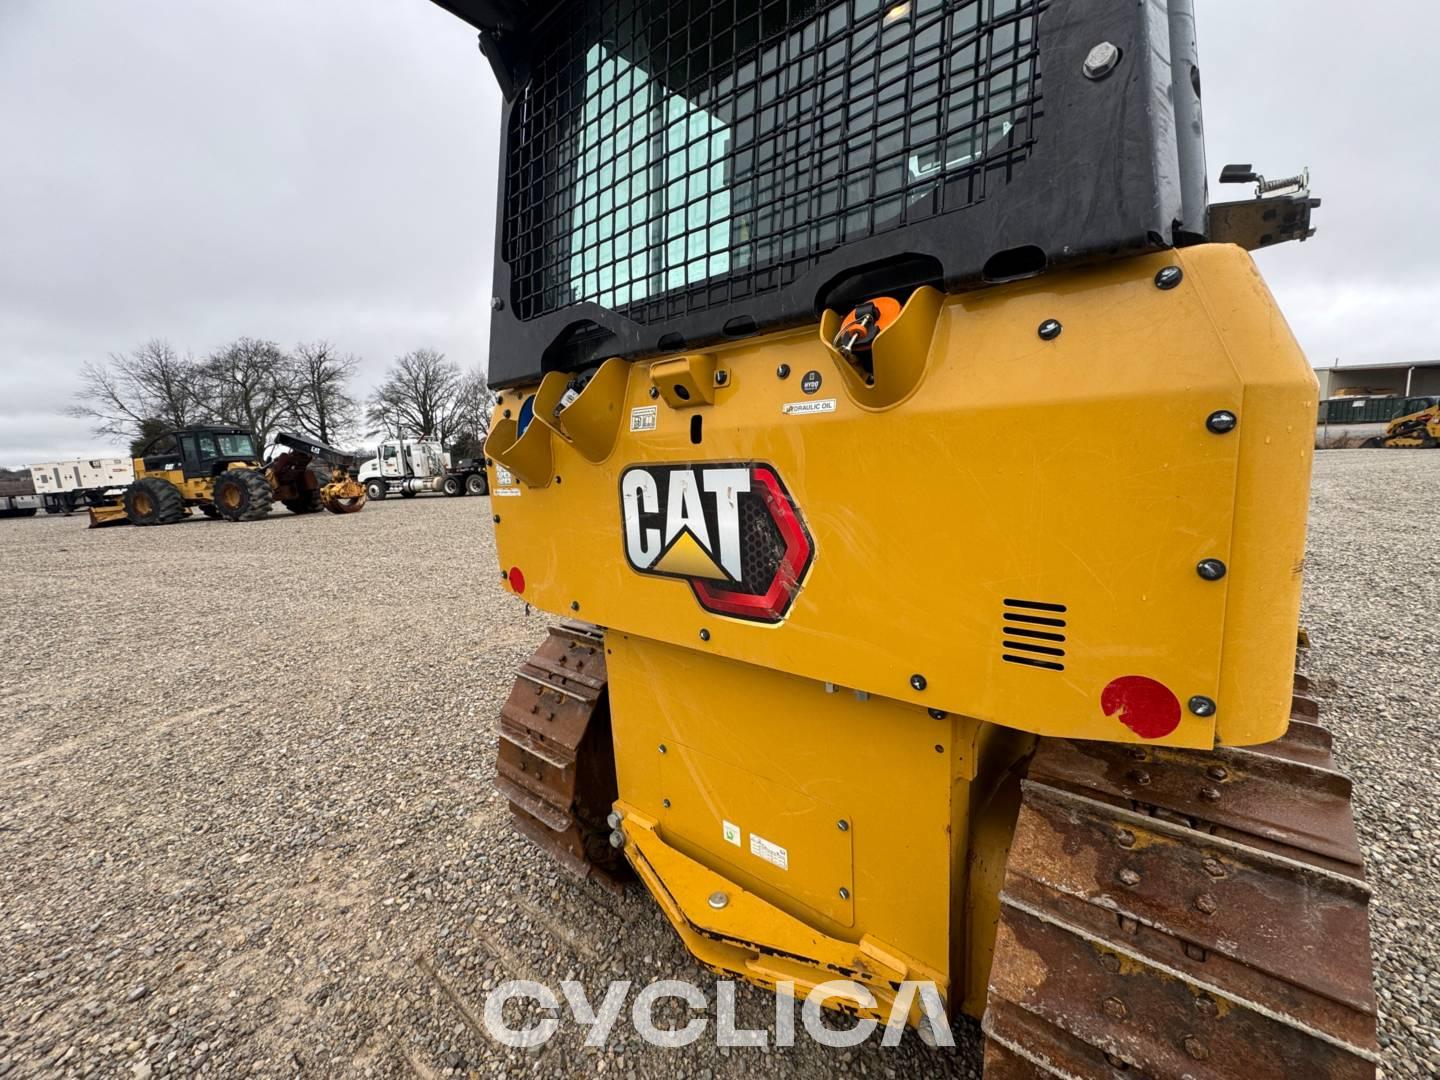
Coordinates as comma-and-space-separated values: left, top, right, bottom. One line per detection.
504, 0, 1046, 324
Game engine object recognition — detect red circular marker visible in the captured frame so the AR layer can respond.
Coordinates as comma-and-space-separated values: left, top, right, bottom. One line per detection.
1101, 675, 1181, 739
507, 566, 526, 594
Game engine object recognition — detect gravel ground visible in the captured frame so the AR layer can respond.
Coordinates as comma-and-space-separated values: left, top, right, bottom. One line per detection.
0, 450, 1435, 1078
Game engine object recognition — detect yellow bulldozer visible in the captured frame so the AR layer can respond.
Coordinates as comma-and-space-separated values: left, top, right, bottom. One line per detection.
89, 426, 366, 527
429, 0, 1376, 1073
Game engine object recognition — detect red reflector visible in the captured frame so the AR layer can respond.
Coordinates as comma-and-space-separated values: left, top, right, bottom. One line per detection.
508, 567, 526, 593
1101, 675, 1181, 739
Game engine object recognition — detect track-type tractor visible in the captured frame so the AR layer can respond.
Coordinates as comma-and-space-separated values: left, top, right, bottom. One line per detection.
89, 426, 366, 527
431, 0, 1376, 1073
1364, 405, 1440, 448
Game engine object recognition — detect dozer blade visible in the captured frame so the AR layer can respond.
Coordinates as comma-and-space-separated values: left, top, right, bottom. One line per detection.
319, 478, 366, 514
983, 685, 1378, 1078
87, 500, 130, 528
494, 623, 628, 890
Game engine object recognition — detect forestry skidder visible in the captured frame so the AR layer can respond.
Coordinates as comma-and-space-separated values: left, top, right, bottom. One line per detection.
89, 426, 366, 527
432, 0, 1377, 1073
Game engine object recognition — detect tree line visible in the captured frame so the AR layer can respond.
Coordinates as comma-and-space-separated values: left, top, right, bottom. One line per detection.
69, 338, 494, 461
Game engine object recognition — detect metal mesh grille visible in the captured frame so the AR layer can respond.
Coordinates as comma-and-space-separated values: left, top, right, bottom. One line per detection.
733, 489, 787, 595
504, 0, 1047, 323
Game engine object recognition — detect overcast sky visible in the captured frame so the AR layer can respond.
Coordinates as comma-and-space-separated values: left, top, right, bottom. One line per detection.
2, 0, 1437, 463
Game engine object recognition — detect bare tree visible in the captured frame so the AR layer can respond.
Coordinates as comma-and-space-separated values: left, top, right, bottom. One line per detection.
365, 349, 466, 443
68, 339, 199, 444
285, 341, 359, 446
445, 367, 496, 460
197, 337, 294, 447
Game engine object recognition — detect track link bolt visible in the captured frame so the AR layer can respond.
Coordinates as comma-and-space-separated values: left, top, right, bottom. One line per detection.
1194, 893, 1218, 915
1183, 1035, 1209, 1061
1199, 786, 1222, 802
1102, 996, 1128, 1021
1127, 747, 1147, 761
1115, 828, 1136, 848
1129, 769, 1152, 786
1118, 868, 1141, 887
1194, 995, 1218, 1017
1104, 1053, 1129, 1070
1206, 765, 1229, 781
1184, 942, 1209, 962
1202, 856, 1226, 878
1099, 953, 1121, 974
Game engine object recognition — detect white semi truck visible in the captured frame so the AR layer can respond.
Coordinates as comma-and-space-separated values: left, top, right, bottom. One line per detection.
357, 437, 488, 501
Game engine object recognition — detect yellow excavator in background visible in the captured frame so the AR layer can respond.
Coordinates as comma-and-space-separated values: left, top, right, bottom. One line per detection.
429, 0, 1376, 1074
88, 426, 366, 526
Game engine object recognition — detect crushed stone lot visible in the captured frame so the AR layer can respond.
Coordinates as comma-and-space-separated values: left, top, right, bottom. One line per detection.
1, 450, 1436, 1078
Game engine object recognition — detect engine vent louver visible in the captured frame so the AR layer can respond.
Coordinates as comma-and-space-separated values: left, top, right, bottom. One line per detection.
1002, 599, 1067, 672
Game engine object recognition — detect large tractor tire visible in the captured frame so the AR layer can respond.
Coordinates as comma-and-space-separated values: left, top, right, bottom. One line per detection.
283, 492, 322, 514
465, 472, 488, 496
211, 469, 274, 522
283, 463, 328, 514
123, 477, 186, 526
365, 479, 387, 501
441, 475, 463, 497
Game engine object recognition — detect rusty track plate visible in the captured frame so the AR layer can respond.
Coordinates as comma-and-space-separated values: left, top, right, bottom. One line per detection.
989, 897, 1378, 1079
493, 624, 628, 889
1027, 730, 1363, 868
984, 677, 1378, 1079
1004, 781, 1376, 1043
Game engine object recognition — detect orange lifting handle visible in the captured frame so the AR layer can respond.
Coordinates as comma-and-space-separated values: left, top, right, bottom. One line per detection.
833, 296, 903, 358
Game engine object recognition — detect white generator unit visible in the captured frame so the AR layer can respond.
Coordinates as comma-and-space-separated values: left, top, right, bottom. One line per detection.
29, 457, 134, 514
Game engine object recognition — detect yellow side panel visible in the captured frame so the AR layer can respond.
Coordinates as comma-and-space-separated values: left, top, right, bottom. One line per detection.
606, 632, 969, 980
492, 246, 1313, 748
